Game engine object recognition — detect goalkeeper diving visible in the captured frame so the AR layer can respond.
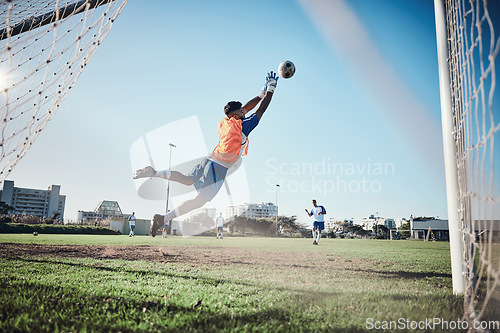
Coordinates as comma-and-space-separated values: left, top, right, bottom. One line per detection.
133, 72, 278, 236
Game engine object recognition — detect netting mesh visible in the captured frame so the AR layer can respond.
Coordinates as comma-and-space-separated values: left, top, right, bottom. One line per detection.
444, 0, 500, 327
0, 0, 127, 180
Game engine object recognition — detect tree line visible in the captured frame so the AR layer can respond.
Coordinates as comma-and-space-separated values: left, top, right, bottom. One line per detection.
186, 213, 310, 237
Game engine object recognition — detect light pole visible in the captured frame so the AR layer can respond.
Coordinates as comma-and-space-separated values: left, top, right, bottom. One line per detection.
165, 143, 176, 234
275, 184, 280, 236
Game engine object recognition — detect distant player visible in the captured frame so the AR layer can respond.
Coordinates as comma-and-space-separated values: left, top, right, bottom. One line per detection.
128, 212, 136, 237
215, 213, 224, 239
305, 200, 326, 245
134, 72, 278, 236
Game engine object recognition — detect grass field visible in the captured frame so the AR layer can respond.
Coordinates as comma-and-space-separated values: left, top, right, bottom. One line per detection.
0, 234, 471, 332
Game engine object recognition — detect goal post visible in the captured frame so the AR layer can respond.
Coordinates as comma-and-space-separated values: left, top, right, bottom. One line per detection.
433, 0, 465, 295
434, 0, 500, 326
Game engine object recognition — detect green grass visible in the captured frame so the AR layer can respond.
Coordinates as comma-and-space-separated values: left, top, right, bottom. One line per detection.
0, 235, 466, 332
0, 223, 120, 235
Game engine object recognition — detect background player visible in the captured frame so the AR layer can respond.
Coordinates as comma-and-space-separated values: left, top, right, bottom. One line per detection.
305, 200, 327, 245
215, 213, 224, 239
128, 212, 136, 237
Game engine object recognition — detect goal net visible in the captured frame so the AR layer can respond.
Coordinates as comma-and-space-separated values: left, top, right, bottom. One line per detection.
0, 0, 127, 181
437, 0, 499, 327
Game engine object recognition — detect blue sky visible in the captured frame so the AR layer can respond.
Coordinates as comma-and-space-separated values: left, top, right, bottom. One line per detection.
7, 0, 458, 225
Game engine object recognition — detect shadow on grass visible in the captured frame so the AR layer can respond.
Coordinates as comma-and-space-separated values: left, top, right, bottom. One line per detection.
0, 276, 465, 333
5, 256, 340, 299
0, 269, 342, 333
0, 256, 467, 332
346, 267, 452, 280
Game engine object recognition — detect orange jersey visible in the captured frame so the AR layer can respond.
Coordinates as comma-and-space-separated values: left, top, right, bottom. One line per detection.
211, 117, 248, 165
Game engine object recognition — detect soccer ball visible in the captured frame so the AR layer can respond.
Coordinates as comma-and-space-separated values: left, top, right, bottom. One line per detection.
278, 60, 295, 79
33, 231, 38, 236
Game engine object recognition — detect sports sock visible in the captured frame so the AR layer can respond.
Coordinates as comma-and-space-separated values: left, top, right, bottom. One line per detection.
316, 233, 321, 243
154, 170, 171, 180
161, 196, 207, 224
312, 230, 316, 241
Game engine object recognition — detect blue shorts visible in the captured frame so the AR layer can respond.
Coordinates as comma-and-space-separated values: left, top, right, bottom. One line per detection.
130, 225, 135, 230
313, 221, 325, 230
188, 158, 228, 201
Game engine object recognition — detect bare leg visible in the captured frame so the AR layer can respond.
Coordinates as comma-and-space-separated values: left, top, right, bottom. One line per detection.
151, 195, 208, 236
155, 170, 194, 185
134, 167, 195, 185
163, 194, 208, 222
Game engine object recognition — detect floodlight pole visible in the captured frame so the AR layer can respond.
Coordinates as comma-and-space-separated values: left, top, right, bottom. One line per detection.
434, 0, 465, 294
275, 184, 280, 236
166, 143, 176, 233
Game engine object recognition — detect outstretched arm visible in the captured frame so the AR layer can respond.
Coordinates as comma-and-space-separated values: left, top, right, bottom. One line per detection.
254, 91, 273, 120
254, 71, 278, 120
242, 71, 278, 118
242, 96, 262, 115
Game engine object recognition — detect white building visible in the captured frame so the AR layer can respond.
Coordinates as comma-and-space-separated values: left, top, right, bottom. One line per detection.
325, 217, 338, 231
410, 218, 500, 241
225, 202, 278, 219
187, 207, 217, 221
395, 217, 408, 228
77, 200, 124, 223
0, 180, 66, 220
361, 214, 396, 231
325, 218, 354, 233
225, 205, 248, 219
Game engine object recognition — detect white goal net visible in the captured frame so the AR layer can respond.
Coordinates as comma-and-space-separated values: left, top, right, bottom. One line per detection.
439, 0, 499, 327
0, 0, 127, 181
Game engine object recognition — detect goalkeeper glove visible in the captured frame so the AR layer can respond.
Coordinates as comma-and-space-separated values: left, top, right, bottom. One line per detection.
266, 71, 278, 93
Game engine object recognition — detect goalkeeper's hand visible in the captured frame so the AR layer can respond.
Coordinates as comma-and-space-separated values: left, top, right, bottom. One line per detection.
266, 71, 278, 93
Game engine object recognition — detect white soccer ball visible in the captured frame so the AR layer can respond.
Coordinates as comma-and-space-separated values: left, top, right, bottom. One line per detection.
33, 231, 38, 236
278, 60, 295, 79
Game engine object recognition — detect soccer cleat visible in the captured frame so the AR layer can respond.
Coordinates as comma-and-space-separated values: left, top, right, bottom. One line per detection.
313, 241, 318, 245
151, 214, 164, 237
133, 166, 156, 179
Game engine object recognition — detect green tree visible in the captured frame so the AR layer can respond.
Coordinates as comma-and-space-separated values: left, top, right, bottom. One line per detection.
233, 215, 248, 235
187, 213, 215, 231
375, 225, 389, 239
43, 212, 61, 225
250, 218, 273, 236
344, 224, 368, 237
277, 215, 301, 236
399, 221, 411, 239
0, 201, 14, 215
